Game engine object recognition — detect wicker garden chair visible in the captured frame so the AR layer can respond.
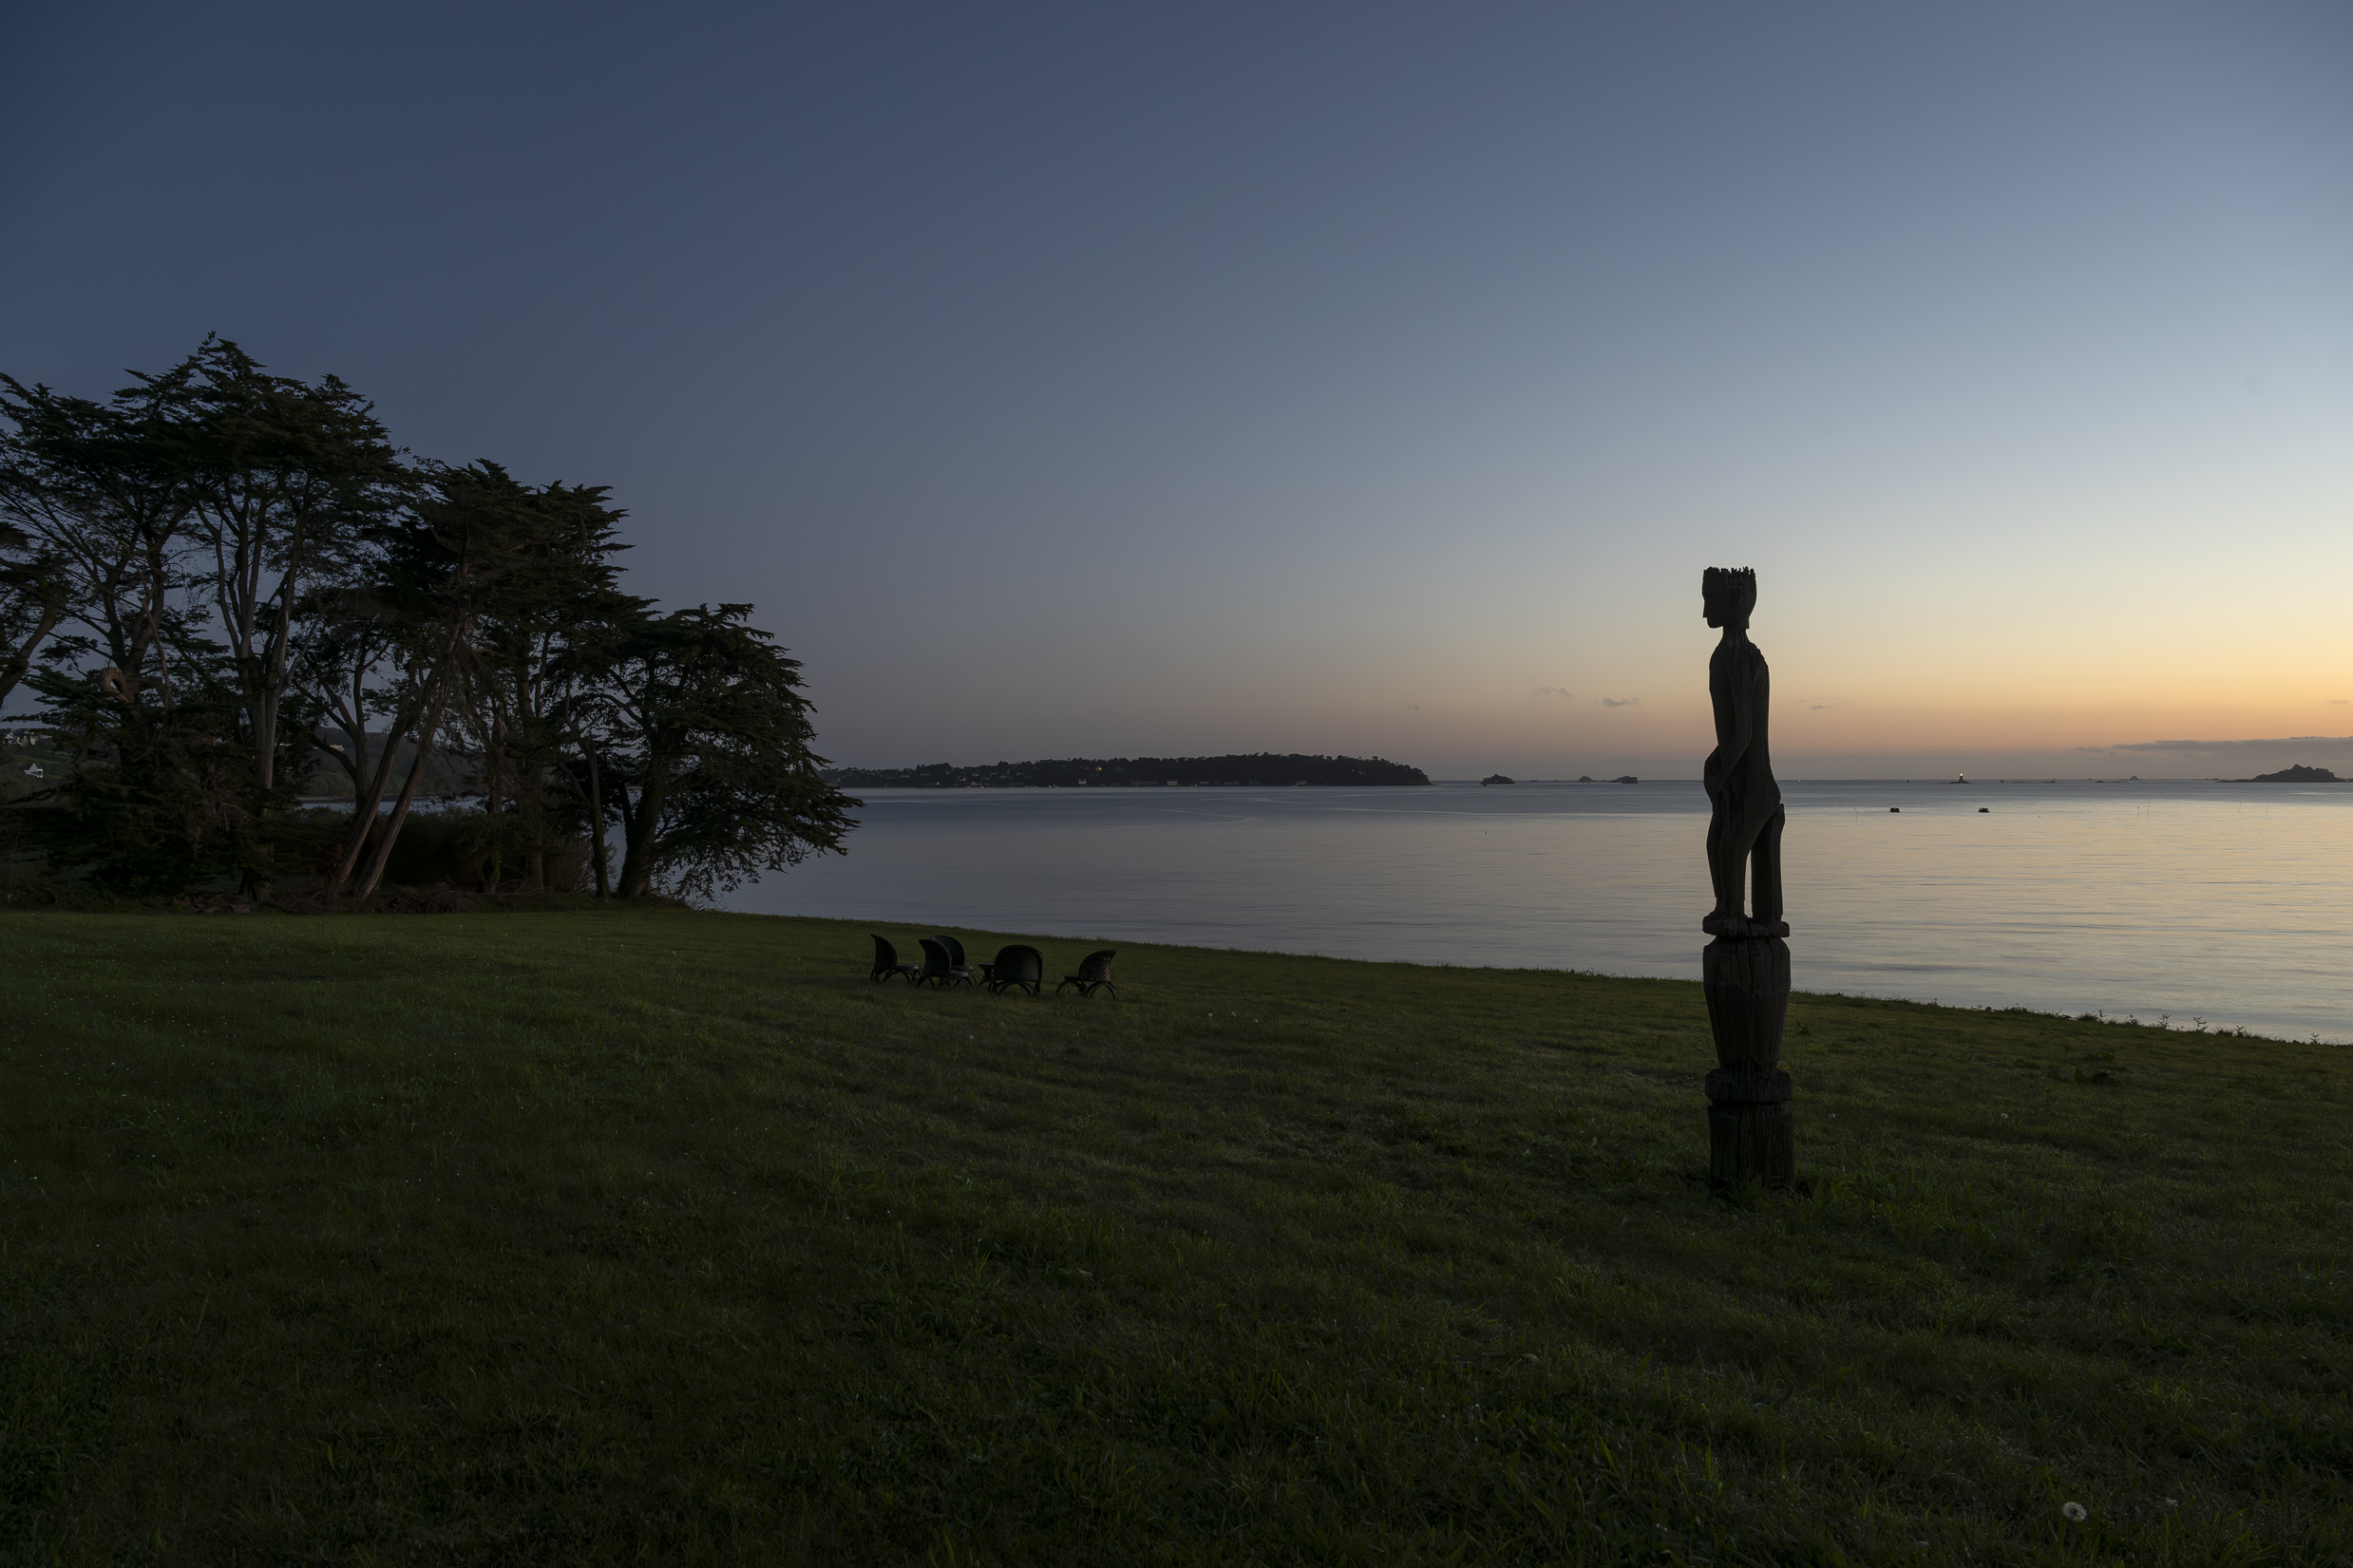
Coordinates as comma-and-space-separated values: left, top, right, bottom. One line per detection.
980, 944, 1045, 996
1055, 949, 1119, 998
869, 934, 920, 983
917, 936, 975, 990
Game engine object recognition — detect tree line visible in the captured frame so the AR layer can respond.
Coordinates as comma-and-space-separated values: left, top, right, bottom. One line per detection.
830, 753, 1432, 788
0, 337, 856, 900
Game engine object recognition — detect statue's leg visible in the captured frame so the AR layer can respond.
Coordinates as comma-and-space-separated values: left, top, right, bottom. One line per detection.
1705, 803, 1746, 918
1715, 790, 1777, 921
1748, 805, 1786, 926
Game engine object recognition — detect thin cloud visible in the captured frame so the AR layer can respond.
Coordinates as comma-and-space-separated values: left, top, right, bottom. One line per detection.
1535, 686, 1575, 699
2076, 734, 2353, 755
2333, 699, 2349, 706
1599, 696, 1639, 708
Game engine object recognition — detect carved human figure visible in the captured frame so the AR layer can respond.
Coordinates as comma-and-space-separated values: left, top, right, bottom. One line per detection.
1701, 567, 1784, 935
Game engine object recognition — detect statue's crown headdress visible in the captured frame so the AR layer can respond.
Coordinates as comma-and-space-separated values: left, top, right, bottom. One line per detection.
1701, 566, 1756, 600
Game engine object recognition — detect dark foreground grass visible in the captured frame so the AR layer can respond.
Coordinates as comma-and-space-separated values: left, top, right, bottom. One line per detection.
2, 911, 2346, 1565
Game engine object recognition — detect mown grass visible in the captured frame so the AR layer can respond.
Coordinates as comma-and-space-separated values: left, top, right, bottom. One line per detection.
2, 909, 2345, 1565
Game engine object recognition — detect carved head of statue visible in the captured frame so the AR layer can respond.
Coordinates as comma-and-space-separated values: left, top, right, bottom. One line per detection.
1701, 567, 1756, 630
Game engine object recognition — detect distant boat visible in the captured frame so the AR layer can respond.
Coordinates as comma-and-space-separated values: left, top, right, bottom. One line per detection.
1954, 774, 1968, 784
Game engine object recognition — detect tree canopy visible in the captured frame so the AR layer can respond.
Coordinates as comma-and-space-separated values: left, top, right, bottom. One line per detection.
1, 339, 857, 900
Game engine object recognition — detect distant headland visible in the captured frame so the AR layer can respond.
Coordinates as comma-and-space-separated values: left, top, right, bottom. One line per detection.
2239, 764, 2343, 784
823, 752, 1431, 788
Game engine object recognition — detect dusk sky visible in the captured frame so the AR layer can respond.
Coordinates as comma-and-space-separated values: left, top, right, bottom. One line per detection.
7, 2, 2349, 779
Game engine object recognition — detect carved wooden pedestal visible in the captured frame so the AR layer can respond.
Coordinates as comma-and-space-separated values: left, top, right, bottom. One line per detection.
1702, 934, 1795, 1190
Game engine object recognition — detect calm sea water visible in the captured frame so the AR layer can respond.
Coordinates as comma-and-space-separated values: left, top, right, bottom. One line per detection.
722, 780, 2353, 1043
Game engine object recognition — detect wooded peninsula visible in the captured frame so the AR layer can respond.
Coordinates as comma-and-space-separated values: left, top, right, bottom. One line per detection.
825, 752, 1431, 788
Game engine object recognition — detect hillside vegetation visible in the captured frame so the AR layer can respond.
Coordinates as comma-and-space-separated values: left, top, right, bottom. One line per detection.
826, 752, 1430, 788
3, 910, 2345, 1564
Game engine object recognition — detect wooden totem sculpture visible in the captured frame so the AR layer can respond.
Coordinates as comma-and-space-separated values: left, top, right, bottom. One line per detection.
1700, 567, 1795, 1189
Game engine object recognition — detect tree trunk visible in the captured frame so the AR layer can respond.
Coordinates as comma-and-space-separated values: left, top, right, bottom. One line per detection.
336, 621, 467, 894
617, 761, 667, 897
332, 718, 413, 892
354, 717, 443, 898
0, 604, 66, 708
586, 746, 610, 898
252, 675, 278, 789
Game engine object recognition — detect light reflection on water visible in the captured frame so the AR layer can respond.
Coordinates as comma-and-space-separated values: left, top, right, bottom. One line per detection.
721, 780, 2352, 1043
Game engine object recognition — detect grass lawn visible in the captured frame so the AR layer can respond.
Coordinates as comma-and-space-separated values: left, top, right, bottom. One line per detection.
2, 909, 2345, 1565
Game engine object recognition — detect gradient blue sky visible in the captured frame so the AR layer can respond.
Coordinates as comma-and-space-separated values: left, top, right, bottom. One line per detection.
7, 2, 2348, 777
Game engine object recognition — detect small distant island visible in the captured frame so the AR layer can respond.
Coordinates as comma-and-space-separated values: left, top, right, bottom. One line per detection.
1477, 774, 1641, 784
825, 752, 1431, 788
2241, 764, 2343, 784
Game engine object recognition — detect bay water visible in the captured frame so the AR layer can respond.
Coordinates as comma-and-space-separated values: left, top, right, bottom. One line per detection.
721, 780, 2352, 1043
